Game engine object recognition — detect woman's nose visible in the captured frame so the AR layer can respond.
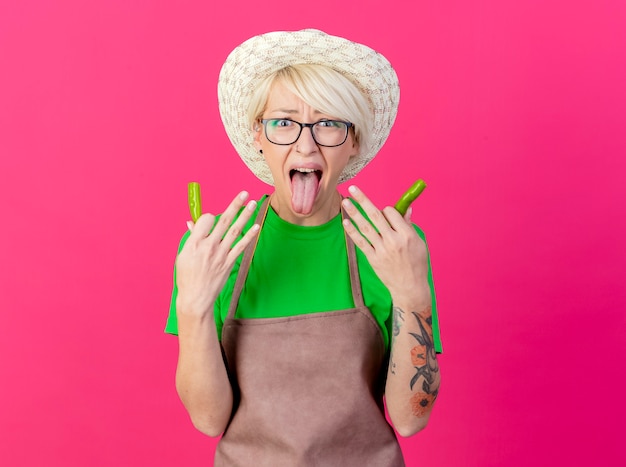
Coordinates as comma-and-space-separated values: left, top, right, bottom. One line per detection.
295, 125, 318, 154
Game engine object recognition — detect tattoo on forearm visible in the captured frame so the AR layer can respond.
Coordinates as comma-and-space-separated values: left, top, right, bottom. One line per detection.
389, 306, 405, 375
392, 306, 405, 337
408, 309, 440, 417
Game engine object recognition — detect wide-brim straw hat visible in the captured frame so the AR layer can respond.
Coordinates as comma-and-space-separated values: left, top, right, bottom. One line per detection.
217, 29, 400, 185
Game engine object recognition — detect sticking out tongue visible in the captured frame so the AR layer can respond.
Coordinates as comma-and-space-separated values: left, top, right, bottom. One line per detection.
291, 170, 320, 215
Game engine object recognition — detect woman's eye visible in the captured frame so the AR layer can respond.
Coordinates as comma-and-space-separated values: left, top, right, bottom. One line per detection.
318, 120, 341, 128
273, 119, 292, 128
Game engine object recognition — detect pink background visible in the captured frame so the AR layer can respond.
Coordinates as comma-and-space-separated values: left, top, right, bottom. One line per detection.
1, 1, 624, 466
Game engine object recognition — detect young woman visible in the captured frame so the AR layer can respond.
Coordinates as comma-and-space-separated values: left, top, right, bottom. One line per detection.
166, 29, 442, 466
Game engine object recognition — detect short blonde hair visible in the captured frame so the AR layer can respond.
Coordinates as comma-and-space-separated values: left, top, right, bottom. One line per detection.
247, 64, 373, 154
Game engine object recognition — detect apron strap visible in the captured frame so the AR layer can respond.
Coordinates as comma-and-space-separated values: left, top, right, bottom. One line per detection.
226, 197, 270, 322
341, 204, 365, 309
225, 196, 365, 324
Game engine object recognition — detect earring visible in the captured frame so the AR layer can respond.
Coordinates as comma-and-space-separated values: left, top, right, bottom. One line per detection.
259, 149, 263, 154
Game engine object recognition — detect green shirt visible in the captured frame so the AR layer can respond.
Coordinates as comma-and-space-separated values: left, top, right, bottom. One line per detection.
166, 195, 442, 352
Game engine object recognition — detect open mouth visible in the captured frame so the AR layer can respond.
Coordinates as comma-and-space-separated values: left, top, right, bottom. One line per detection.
289, 168, 322, 181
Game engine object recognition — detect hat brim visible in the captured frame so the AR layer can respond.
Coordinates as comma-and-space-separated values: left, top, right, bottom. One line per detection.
217, 29, 400, 185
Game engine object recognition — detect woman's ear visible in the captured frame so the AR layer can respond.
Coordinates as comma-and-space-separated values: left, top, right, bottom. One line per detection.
253, 123, 263, 152
350, 141, 360, 158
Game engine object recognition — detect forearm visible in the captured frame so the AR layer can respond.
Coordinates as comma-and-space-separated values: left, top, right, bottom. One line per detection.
385, 286, 441, 437
175, 310, 233, 437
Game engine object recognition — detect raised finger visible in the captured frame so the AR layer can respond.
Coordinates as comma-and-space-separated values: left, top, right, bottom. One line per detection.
347, 185, 394, 235
341, 216, 375, 257
218, 199, 258, 252
209, 191, 252, 240
341, 198, 384, 248
382, 205, 413, 232
225, 222, 261, 264
188, 212, 217, 242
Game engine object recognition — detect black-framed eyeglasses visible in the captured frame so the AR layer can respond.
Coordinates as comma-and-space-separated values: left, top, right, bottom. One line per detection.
260, 118, 354, 147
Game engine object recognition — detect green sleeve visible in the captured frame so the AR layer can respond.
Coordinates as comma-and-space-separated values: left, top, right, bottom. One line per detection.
412, 225, 443, 354
164, 230, 191, 335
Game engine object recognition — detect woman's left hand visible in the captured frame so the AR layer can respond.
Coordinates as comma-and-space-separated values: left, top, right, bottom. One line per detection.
341, 185, 430, 305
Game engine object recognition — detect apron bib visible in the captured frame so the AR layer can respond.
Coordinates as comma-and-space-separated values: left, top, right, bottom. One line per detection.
216, 198, 405, 467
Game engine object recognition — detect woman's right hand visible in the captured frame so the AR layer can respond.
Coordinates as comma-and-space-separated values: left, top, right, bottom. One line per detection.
174, 191, 258, 436
175, 191, 260, 318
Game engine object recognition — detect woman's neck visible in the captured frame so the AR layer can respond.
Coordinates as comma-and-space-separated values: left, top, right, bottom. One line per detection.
269, 190, 342, 226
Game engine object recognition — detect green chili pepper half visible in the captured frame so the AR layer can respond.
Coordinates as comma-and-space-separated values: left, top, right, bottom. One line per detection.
394, 179, 427, 216
188, 182, 202, 222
